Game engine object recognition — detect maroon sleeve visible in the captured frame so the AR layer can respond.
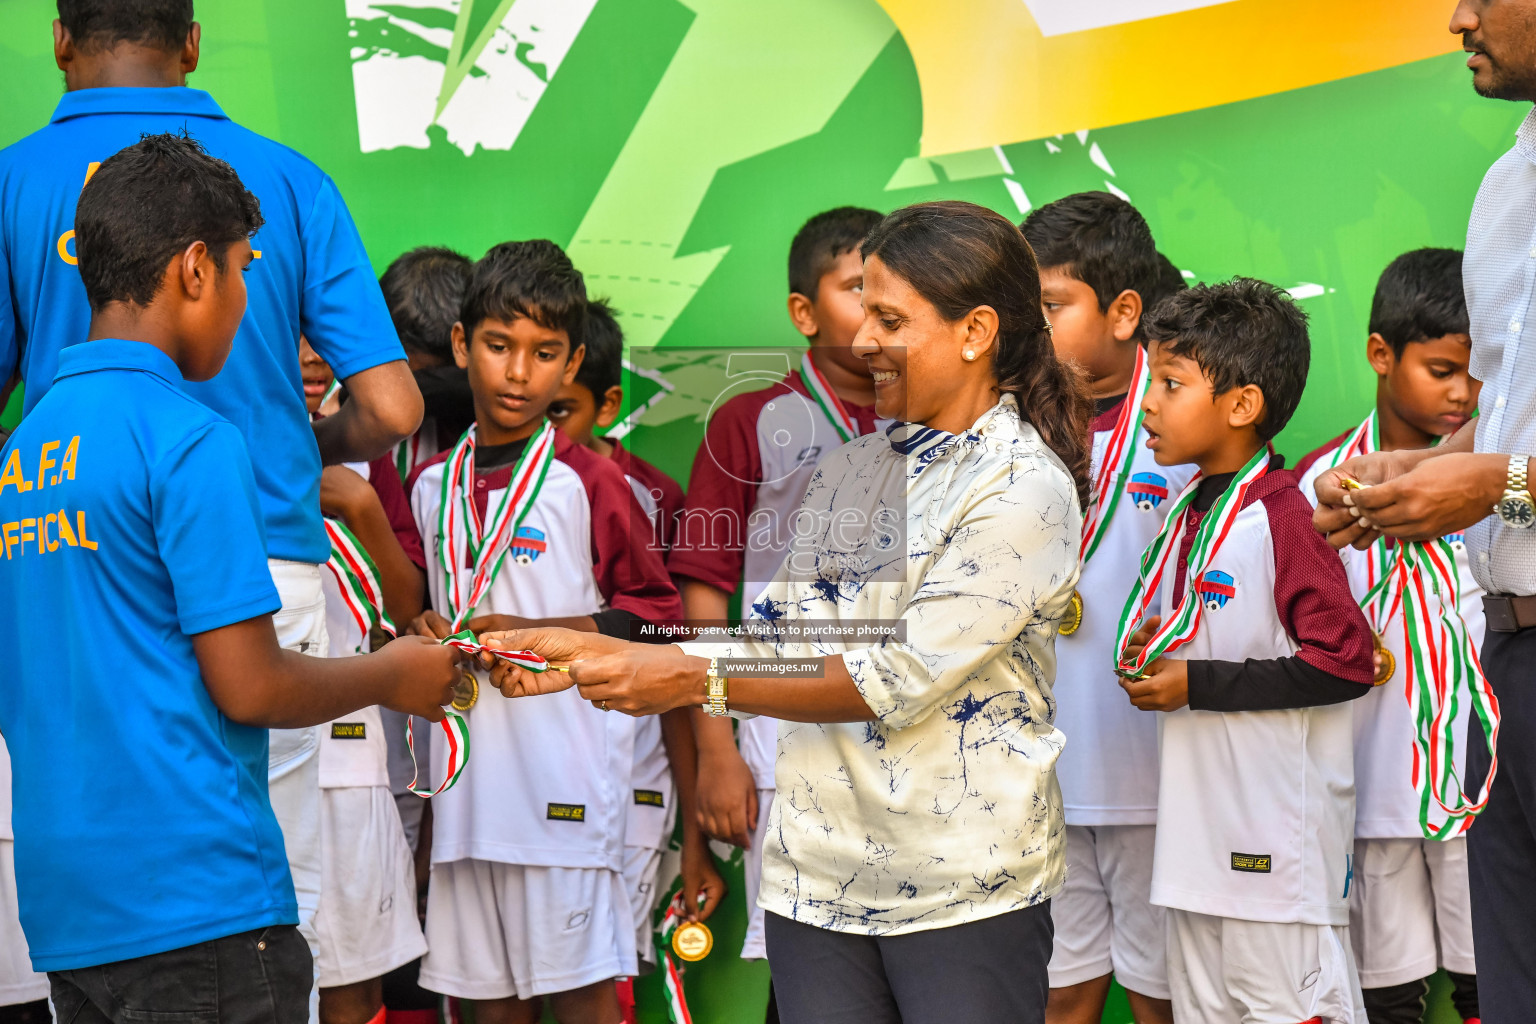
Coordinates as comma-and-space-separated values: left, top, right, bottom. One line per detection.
1291, 427, 1354, 480
402, 451, 450, 571
369, 454, 425, 568
576, 451, 684, 622
1264, 483, 1376, 684
663, 389, 772, 593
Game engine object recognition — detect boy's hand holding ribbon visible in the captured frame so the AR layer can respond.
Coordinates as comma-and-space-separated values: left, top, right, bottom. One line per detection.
1117, 615, 1191, 712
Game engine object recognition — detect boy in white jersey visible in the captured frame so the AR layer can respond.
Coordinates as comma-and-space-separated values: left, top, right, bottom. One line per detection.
403, 241, 683, 1024
300, 337, 430, 1024
1022, 191, 1191, 1024
547, 299, 726, 981
1295, 250, 1482, 1024
667, 207, 883, 983
1119, 279, 1377, 1023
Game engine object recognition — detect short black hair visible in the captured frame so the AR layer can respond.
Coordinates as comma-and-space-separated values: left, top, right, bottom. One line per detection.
460, 240, 587, 350
1147, 251, 1188, 312
1368, 248, 1468, 357
1021, 191, 1162, 326
1143, 278, 1310, 441
380, 247, 471, 361
788, 206, 884, 299
75, 131, 263, 312
58, 0, 193, 53
574, 298, 623, 397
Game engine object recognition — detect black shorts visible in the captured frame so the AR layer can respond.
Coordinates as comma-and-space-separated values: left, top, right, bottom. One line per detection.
765, 900, 1053, 1024
49, 925, 311, 1024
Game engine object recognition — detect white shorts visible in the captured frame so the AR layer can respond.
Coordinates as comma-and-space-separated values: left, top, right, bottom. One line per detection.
622, 846, 665, 969
1049, 824, 1168, 999
314, 785, 427, 988
419, 860, 637, 1000
741, 788, 774, 960
1167, 910, 1366, 1024
1349, 836, 1475, 988
0, 840, 47, 1006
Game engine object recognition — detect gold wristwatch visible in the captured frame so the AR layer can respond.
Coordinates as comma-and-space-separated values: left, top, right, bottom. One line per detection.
704, 657, 729, 717
1495, 455, 1535, 530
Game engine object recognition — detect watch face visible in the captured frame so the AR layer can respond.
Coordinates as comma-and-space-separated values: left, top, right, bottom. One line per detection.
1500, 495, 1536, 528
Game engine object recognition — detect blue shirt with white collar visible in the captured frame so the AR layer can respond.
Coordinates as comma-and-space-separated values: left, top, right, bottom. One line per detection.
0, 86, 404, 564
0, 339, 293, 971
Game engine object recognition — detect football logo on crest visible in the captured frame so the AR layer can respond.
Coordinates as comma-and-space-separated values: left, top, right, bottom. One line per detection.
1128, 472, 1169, 511
1196, 569, 1236, 611
1445, 532, 1466, 554
512, 526, 547, 565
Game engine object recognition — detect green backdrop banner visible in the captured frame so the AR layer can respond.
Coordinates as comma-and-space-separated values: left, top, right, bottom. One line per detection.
0, 3, 1514, 1021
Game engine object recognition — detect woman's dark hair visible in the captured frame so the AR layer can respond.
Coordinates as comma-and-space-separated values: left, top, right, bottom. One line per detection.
862, 201, 1093, 510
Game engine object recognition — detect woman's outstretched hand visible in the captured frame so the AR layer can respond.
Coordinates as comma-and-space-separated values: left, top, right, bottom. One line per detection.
477, 627, 625, 698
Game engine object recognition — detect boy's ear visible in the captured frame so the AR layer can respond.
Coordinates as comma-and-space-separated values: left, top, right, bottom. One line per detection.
787, 293, 819, 340
1108, 288, 1144, 343
451, 322, 470, 369
1225, 383, 1268, 432
595, 385, 625, 430
178, 240, 215, 302
1365, 332, 1395, 377
563, 343, 586, 385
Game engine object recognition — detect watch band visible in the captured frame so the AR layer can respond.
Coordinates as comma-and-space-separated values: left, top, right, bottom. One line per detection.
704, 657, 729, 717
1511, 454, 1530, 496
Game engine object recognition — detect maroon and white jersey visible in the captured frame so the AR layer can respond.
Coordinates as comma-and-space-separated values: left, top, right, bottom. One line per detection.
667, 368, 878, 789
609, 441, 685, 851
1056, 398, 1194, 826
409, 429, 682, 869
319, 454, 415, 790
1296, 433, 1487, 839
1151, 471, 1374, 925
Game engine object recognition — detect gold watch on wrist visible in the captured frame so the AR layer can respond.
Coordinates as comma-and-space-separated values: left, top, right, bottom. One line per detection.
703, 657, 729, 717
1495, 454, 1536, 530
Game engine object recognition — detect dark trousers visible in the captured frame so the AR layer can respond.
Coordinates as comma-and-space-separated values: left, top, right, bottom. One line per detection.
764, 900, 1053, 1024
1467, 626, 1536, 1023
50, 925, 311, 1024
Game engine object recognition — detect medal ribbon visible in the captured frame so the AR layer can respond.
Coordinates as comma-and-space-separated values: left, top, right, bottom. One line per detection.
656, 893, 698, 1024
1328, 413, 1499, 838
322, 518, 398, 653
438, 421, 558, 630
1080, 344, 1153, 564
1114, 447, 1271, 677
799, 352, 861, 444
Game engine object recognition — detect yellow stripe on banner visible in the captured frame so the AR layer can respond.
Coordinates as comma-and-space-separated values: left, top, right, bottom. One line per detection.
875, 0, 1462, 154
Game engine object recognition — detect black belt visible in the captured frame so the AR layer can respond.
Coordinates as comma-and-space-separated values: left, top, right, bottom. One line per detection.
1483, 594, 1536, 633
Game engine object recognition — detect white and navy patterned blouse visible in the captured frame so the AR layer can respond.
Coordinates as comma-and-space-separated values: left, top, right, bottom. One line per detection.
681, 395, 1082, 935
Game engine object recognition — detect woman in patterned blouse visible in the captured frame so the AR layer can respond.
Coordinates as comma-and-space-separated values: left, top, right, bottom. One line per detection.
479, 201, 1093, 1024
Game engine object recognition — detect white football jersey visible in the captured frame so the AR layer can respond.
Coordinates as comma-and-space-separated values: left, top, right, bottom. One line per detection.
1151, 473, 1364, 926
1297, 439, 1486, 838
1055, 401, 1194, 825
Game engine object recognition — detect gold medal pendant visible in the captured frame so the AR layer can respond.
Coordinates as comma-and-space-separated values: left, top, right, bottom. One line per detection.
451, 670, 479, 712
670, 920, 714, 962
1059, 590, 1084, 637
1372, 633, 1395, 687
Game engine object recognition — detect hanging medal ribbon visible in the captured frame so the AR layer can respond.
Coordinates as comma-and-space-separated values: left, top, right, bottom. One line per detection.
1327, 413, 1500, 838
1114, 447, 1271, 678
406, 422, 559, 797
655, 892, 707, 1024
322, 518, 398, 653
799, 351, 862, 444
440, 629, 561, 673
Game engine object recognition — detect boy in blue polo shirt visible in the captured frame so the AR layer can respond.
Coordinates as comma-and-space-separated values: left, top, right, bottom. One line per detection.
0, 134, 462, 1023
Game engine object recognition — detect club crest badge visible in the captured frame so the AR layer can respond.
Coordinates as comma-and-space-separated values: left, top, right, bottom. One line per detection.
1127, 472, 1169, 511
512, 526, 547, 565
1445, 532, 1466, 555
1196, 569, 1236, 611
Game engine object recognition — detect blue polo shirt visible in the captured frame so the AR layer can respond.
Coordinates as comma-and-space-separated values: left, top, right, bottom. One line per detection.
0, 87, 405, 564
0, 340, 294, 971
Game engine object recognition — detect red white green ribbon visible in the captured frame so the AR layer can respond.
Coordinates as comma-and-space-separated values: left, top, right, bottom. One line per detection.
395, 431, 429, 482
655, 893, 696, 1024
1081, 343, 1152, 564
440, 628, 552, 671
323, 517, 398, 653
1114, 447, 1271, 677
800, 352, 860, 444
1328, 413, 1499, 838
405, 703, 471, 798
438, 421, 558, 630
320, 377, 343, 408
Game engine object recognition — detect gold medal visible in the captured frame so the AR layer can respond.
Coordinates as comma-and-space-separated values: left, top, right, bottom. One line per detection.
1059, 590, 1084, 636
451, 670, 479, 712
1372, 632, 1395, 687
670, 920, 714, 962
